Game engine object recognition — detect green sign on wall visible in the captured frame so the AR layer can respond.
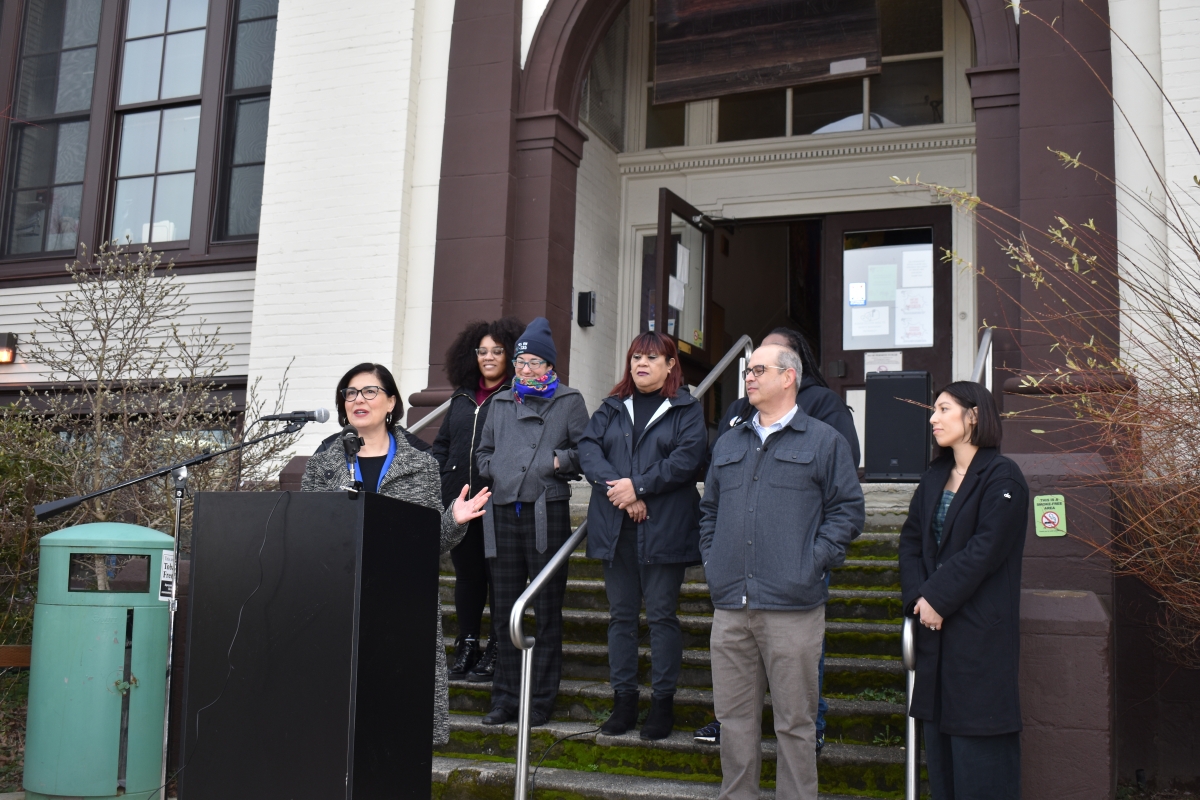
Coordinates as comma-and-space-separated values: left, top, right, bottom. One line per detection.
1033, 494, 1068, 537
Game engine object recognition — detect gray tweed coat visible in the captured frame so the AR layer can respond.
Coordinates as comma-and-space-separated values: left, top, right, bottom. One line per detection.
301, 424, 466, 746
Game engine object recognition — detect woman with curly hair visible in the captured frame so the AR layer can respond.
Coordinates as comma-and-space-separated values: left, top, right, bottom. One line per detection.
431, 316, 525, 682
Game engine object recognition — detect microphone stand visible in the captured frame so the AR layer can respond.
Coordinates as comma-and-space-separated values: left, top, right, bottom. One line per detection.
33, 417, 313, 799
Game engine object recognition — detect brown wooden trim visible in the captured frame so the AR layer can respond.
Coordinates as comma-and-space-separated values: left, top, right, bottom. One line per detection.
0, 645, 31, 668
819, 206, 954, 401
0, 375, 249, 411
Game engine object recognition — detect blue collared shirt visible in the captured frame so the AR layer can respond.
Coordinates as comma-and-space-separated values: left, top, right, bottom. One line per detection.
751, 404, 799, 443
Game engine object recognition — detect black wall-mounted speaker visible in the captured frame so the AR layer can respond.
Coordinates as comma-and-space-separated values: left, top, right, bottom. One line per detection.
577, 291, 596, 327
864, 370, 932, 482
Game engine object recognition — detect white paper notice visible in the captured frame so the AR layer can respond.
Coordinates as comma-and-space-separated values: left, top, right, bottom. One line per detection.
865, 351, 904, 373
676, 245, 690, 285
159, 549, 176, 602
848, 282, 867, 306
851, 306, 890, 337
668, 276, 686, 310
902, 249, 934, 288
894, 287, 934, 347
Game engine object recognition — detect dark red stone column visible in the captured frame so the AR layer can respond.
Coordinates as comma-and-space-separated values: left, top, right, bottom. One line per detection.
409, 0, 523, 422
512, 112, 587, 382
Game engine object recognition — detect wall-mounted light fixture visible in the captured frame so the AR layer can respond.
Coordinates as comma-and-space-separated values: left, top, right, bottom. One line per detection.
0, 333, 17, 364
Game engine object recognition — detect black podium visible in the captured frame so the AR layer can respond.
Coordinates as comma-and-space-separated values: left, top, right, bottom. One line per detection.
178, 491, 441, 799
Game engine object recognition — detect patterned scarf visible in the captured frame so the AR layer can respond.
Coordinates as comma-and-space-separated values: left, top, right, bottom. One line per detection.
512, 370, 559, 403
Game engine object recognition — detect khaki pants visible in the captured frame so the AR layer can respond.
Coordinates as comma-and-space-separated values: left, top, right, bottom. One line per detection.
711, 606, 825, 800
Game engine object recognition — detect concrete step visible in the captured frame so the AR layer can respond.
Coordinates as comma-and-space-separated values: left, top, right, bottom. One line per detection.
432, 755, 893, 800
444, 638, 905, 696
439, 578, 904, 623
447, 678, 906, 745
442, 604, 902, 657
437, 716, 920, 797
441, 533, 902, 579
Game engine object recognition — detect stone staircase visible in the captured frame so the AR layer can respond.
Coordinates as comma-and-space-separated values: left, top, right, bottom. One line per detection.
433, 483, 919, 800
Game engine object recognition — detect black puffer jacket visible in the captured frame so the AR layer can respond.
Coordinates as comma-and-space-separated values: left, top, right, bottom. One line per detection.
578, 390, 708, 565
717, 373, 860, 466
430, 381, 510, 507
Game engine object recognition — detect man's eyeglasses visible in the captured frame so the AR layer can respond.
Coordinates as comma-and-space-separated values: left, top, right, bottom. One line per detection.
341, 386, 385, 401
742, 365, 789, 379
475, 347, 506, 357
513, 358, 548, 370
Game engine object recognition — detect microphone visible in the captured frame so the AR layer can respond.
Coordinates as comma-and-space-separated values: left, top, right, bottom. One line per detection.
259, 409, 330, 423
340, 425, 365, 493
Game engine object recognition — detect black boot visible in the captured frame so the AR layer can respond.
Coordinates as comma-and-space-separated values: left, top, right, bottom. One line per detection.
447, 634, 479, 680
600, 691, 640, 736
640, 695, 674, 740
467, 637, 498, 682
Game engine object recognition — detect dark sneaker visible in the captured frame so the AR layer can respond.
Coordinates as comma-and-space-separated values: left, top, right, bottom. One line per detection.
482, 706, 516, 725
467, 637, 498, 682
693, 719, 721, 744
447, 635, 479, 681
816, 729, 826, 754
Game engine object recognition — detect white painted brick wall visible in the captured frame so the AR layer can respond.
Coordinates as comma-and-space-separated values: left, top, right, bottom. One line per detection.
0, 272, 254, 385
398, 0, 454, 409
248, 0, 448, 453
1158, 0, 1200, 264
569, 123, 623, 413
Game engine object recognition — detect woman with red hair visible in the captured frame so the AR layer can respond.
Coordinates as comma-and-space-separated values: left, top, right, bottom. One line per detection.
578, 332, 708, 740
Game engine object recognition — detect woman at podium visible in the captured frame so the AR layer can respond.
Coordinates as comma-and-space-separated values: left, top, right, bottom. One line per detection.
301, 362, 491, 746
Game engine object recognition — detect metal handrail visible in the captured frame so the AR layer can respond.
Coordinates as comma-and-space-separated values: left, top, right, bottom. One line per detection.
970, 327, 994, 385
508, 334, 754, 800
902, 616, 918, 800
406, 396, 453, 434
690, 334, 754, 400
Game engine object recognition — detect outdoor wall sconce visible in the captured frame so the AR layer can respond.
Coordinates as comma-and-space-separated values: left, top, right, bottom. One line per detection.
0, 333, 17, 364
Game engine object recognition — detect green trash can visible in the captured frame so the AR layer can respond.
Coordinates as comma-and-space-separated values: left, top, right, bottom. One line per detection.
24, 523, 175, 800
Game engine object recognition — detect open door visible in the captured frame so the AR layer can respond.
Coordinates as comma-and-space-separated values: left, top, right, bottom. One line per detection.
654, 188, 714, 368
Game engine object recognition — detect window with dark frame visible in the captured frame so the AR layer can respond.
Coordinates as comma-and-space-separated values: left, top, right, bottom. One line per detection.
111, 0, 208, 245
216, 0, 276, 240
2, 0, 103, 256
0, 0, 274, 277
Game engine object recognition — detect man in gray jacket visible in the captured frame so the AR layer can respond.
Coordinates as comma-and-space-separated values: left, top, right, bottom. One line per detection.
700, 344, 865, 800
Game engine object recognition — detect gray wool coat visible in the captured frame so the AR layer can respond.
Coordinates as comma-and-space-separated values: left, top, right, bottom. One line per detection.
301, 424, 466, 746
475, 384, 589, 556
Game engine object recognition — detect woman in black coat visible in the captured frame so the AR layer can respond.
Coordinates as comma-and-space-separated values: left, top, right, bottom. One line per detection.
899, 381, 1029, 799
578, 331, 708, 741
431, 316, 524, 682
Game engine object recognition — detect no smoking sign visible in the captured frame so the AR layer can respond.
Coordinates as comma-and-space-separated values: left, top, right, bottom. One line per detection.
1033, 495, 1068, 537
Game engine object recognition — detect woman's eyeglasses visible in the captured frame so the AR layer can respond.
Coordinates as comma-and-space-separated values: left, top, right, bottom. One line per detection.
341, 386, 385, 401
742, 365, 789, 379
475, 347, 506, 357
513, 358, 548, 370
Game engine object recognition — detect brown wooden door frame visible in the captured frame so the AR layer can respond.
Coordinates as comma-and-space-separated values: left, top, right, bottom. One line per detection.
819, 206, 955, 400
655, 187, 714, 370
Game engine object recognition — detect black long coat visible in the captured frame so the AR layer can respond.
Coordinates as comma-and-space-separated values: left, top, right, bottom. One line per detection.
430, 382, 510, 507
578, 390, 707, 565
898, 447, 1029, 736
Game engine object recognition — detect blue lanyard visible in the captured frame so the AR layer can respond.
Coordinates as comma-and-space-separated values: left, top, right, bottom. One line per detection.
351, 433, 396, 492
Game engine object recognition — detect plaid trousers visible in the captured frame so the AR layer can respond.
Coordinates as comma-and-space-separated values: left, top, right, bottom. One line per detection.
488, 500, 571, 717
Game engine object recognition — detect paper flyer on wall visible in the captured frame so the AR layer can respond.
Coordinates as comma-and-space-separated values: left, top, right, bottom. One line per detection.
902, 249, 934, 288
668, 276, 686, 310
894, 287, 933, 346
851, 306, 890, 337
676, 245, 690, 284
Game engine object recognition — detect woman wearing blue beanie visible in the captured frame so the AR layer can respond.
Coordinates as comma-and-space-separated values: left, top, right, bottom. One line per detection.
475, 317, 590, 726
